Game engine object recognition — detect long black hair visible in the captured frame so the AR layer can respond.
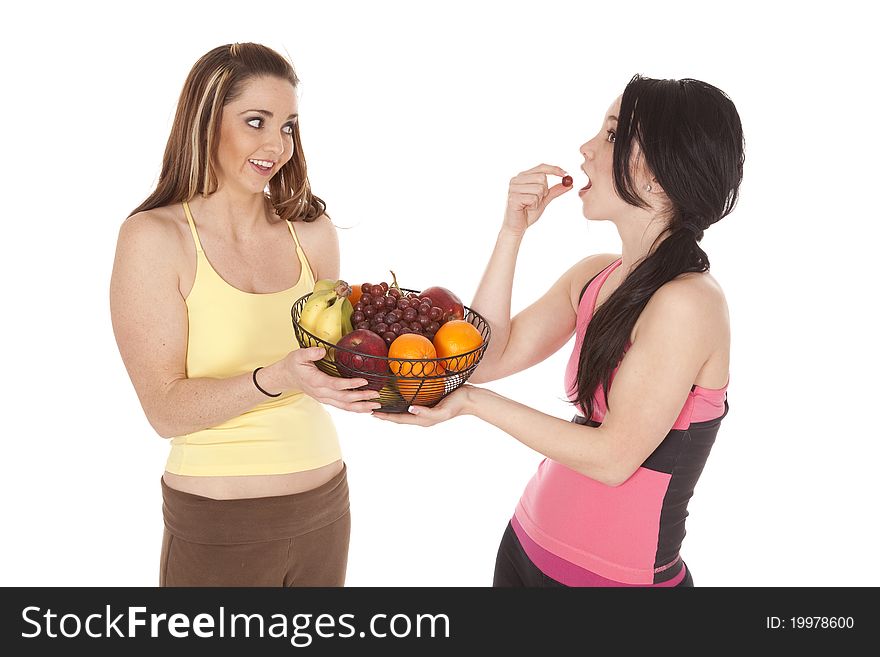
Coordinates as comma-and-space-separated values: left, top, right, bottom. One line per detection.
571, 74, 744, 419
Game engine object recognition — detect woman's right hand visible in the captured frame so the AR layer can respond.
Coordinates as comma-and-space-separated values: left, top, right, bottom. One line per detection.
274, 346, 382, 413
503, 163, 572, 236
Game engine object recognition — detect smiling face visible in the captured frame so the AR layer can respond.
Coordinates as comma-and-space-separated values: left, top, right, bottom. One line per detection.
215, 75, 299, 195
578, 95, 657, 223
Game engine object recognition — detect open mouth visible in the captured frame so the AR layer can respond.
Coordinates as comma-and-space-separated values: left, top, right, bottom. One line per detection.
579, 174, 592, 193
249, 158, 275, 175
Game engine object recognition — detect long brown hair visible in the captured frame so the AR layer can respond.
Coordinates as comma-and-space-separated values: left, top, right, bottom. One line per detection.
571, 75, 744, 419
129, 42, 326, 222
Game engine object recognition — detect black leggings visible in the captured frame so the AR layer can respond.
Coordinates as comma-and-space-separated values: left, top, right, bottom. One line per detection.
492, 521, 694, 587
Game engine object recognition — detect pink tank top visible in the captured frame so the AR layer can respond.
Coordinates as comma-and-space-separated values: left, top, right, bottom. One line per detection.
514, 258, 729, 585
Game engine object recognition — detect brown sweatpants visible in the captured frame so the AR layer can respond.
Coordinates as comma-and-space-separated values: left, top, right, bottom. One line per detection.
159, 464, 350, 587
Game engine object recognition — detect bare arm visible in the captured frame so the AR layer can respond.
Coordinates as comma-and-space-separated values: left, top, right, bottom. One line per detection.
109, 213, 378, 439
375, 279, 721, 486
469, 163, 598, 383
469, 254, 615, 383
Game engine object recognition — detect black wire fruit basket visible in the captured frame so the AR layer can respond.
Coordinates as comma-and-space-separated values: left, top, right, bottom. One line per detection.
292, 289, 491, 412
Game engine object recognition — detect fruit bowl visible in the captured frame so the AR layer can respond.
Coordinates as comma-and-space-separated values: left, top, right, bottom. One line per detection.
292, 289, 491, 412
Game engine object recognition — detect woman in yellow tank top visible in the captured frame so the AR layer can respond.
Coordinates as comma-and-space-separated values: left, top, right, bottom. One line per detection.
109, 43, 381, 586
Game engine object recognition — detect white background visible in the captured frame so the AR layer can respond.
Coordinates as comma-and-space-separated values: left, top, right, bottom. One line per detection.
1, 0, 877, 587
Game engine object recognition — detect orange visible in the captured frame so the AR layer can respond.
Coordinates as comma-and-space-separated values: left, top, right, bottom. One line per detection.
389, 334, 440, 375
432, 320, 483, 372
348, 284, 363, 307
389, 334, 445, 404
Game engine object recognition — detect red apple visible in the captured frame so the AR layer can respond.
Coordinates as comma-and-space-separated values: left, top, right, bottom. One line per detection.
420, 286, 464, 322
335, 329, 389, 390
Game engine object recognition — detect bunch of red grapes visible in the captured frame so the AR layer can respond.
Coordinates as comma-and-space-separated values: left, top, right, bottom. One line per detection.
352, 282, 447, 346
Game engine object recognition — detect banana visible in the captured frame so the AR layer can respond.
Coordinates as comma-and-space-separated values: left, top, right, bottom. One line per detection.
312, 297, 348, 360
298, 289, 337, 334
340, 298, 354, 336
298, 280, 355, 359
312, 278, 339, 295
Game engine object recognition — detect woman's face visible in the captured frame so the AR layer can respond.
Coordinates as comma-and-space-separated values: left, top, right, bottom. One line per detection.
215, 75, 298, 194
579, 94, 654, 222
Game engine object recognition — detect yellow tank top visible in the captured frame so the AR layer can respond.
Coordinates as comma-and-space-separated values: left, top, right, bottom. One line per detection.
165, 201, 342, 476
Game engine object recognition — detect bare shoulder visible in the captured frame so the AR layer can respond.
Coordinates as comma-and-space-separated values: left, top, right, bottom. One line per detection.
637, 270, 729, 341
289, 213, 339, 280
659, 271, 728, 312
291, 212, 336, 240
112, 205, 192, 290
116, 205, 188, 259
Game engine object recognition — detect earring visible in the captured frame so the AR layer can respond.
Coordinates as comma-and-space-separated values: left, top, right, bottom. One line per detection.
645, 184, 652, 192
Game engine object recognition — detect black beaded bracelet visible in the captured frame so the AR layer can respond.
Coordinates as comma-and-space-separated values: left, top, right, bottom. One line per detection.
252, 367, 282, 398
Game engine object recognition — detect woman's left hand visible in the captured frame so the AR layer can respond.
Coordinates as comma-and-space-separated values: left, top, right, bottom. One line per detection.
371, 385, 475, 427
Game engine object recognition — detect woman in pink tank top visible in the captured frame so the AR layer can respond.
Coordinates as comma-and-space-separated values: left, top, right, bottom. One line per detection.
376, 75, 744, 586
